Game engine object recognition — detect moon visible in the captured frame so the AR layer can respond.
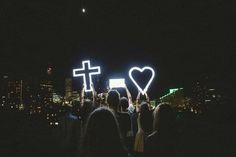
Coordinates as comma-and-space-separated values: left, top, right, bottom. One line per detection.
82, 8, 86, 13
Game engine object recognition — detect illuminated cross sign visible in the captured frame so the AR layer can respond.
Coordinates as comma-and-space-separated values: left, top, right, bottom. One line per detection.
73, 60, 101, 92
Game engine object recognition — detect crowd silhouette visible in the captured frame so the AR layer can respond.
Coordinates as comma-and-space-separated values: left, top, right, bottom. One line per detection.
56, 85, 178, 157
1, 83, 236, 157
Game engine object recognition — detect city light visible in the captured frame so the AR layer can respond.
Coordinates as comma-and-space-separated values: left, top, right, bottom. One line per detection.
109, 79, 126, 88
129, 66, 155, 95
73, 60, 101, 92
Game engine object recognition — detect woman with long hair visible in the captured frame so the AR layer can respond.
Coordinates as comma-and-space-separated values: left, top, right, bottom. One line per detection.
79, 107, 130, 157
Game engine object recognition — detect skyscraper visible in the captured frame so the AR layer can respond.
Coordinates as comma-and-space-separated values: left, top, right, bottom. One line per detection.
65, 78, 72, 100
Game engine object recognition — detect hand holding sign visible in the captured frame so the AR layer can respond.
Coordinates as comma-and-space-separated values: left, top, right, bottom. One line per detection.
72, 60, 156, 98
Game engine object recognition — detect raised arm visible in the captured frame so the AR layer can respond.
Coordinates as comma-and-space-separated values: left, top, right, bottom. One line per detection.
91, 83, 96, 103
80, 84, 85, 106
136, 92, 141, 106
125, 85, 133, 105
144, 92, 150, 103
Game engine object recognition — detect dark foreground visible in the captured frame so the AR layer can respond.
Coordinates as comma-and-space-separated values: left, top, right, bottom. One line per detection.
0, 110, 235, 157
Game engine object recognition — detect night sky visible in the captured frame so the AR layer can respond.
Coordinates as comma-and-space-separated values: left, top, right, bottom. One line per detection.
0, 1, 235, 96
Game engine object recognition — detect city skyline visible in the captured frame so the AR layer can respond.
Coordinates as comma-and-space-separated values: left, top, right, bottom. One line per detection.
0, 1, 235, 157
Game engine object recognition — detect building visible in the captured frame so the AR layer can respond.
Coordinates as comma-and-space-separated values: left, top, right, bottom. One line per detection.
0, 75, 9, 108
65, 78, 73, 100
0, 75, 24, 110
160, 88, 191, 112
191, 79, 222, 114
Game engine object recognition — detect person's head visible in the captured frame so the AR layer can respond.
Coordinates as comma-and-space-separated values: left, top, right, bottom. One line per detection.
98, 93, 107, 106
106, 90, 120, 112
140, 101, 153, 133
119, 97, 129, 112
80, 99, 95, 126
153, 103, 175, 134
80, 107, 126, 157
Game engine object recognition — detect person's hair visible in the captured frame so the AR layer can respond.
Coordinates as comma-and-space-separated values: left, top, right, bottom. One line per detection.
80, 99, 95, 126
119, 97, 129, 112
79, 107, 127, 157
140, 101, 153, 133
107, 90, 120, 111
153, 103, 175, 134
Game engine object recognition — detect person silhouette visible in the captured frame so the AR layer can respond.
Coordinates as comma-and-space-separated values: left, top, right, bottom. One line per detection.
144, 103, 176, 157
79, 107, 130, 157
134, 100, 153, 157
107, 90, 132, 144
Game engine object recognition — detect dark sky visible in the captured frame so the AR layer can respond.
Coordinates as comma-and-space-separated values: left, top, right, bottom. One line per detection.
0, 0, 235, 96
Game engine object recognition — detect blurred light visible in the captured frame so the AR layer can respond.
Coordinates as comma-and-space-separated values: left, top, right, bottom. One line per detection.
55, 122, 59, 125
109, 79, 126, 88
208, 88, 215, 91
82, 8, 86, 13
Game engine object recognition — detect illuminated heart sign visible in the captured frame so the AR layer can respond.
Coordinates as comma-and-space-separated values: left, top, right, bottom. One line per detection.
129, 66, 155, 95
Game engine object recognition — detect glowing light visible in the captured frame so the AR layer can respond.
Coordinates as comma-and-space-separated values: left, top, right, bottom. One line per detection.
73, 60, 101, 92
169, 88, 178, 94
109, 79, 126, 88
129, 66, 155, 95
55, 122, 59, 125
82, 8, 86, 13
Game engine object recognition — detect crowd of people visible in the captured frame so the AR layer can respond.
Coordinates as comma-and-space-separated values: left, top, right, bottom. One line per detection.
58, 84, 177, 157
